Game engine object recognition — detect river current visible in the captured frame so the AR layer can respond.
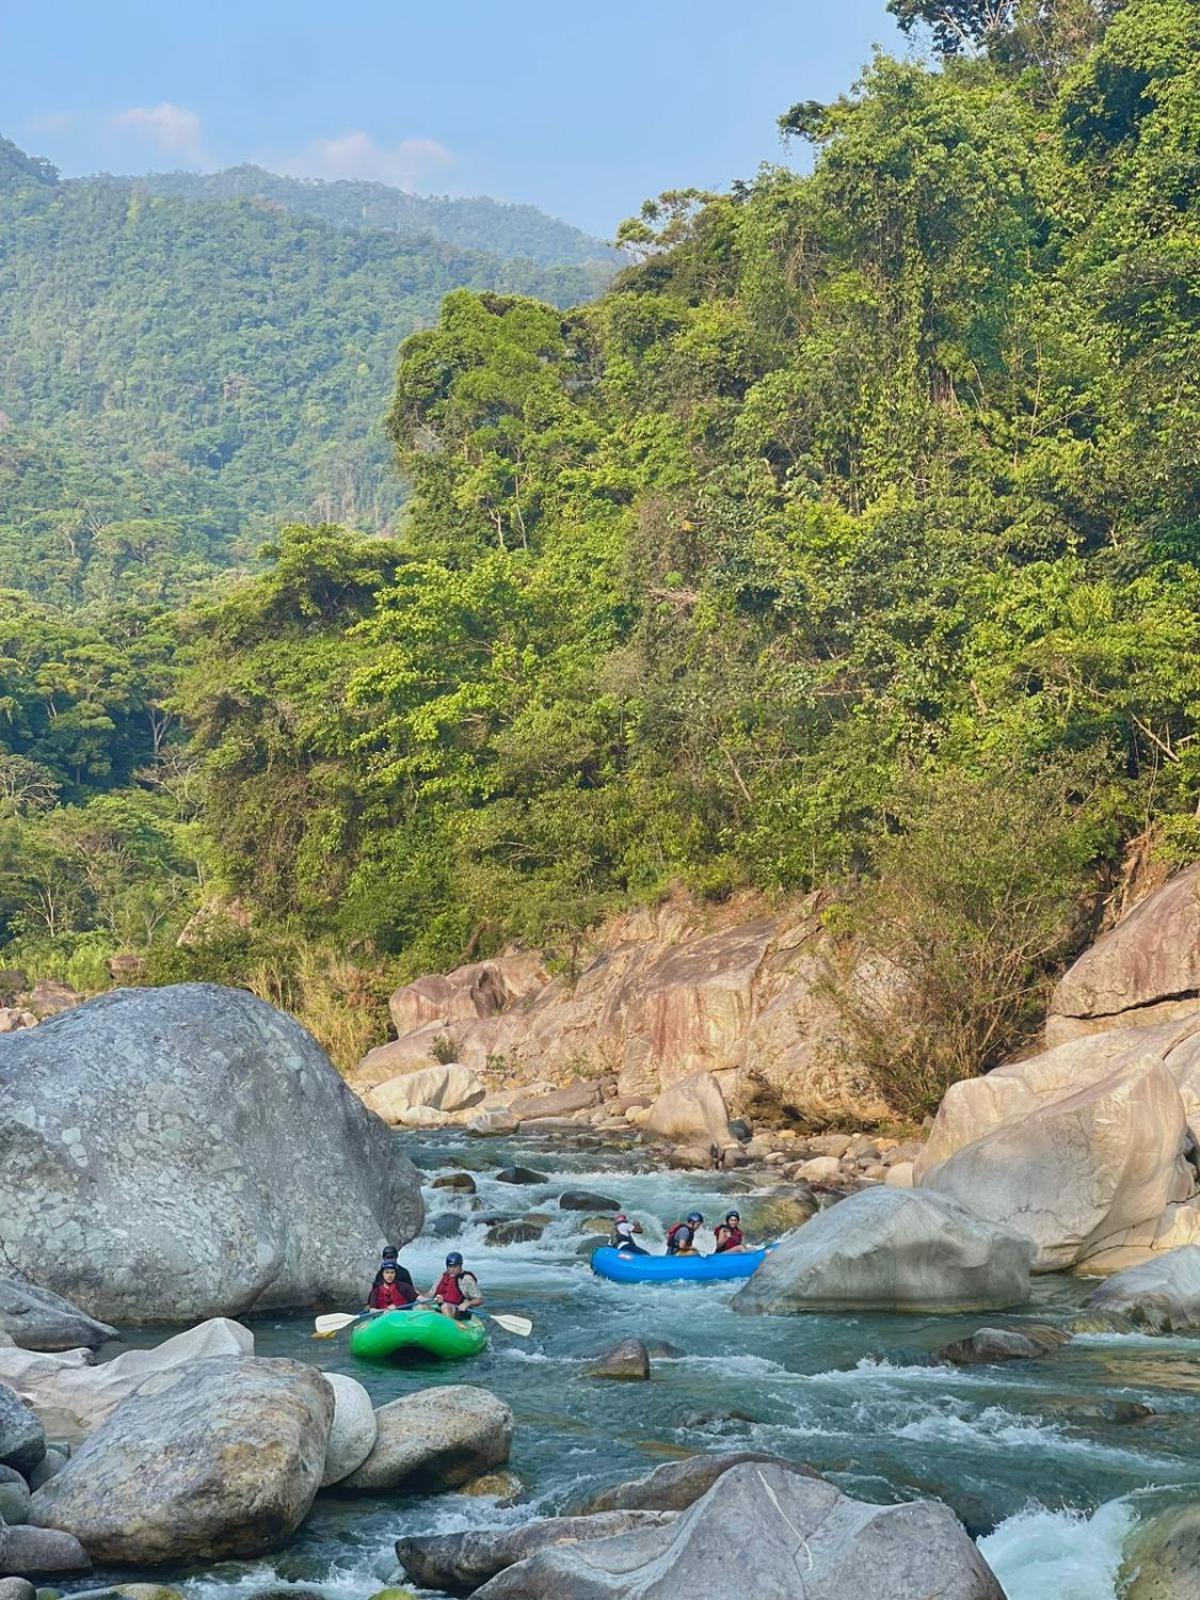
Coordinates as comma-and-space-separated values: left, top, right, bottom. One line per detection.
74, 1133, 1200, 1599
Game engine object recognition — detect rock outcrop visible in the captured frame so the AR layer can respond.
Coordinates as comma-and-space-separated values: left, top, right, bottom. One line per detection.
1084, 1245, 1200, 1332
0, 1318, 252, 1445
366, 1065, 485, 1123
341, 1386, 513, 1494
0, 985, 423, 1323
732, 1188, 1033, 1315
1048, 864, 1200, 1043
472, 1461, 1004, 1600
29, 1356, 332, 1564
350, 897, 892, 1126
396, 1512, 676, 1595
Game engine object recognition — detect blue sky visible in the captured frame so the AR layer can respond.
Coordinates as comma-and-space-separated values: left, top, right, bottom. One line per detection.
1, 1, 911, 238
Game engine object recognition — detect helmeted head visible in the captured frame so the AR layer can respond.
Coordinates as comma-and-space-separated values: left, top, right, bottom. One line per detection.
445, 1251, 464, 1271
381, 1264, 397, 1279
382, 1245, 399, 1261
726, 1211, 740, 1225
614, 1213, 628, 1225
687, 1211, 703, 1226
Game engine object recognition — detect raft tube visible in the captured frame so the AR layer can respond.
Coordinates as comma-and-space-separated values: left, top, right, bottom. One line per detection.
590, 1246, 768, 1284
350, 1307, 488, 1362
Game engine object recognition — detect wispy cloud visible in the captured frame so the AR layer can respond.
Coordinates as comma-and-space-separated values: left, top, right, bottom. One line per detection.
278, 131, 453, 191
111, 101, 207, 165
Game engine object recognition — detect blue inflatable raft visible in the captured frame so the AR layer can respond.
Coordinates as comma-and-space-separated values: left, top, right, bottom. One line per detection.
590, 1246, 768, 1284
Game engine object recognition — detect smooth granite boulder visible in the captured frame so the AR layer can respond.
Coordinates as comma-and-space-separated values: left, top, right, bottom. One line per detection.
0, 984, 423, 1323
319, 1372, 377, 1487
29, 1356, 332, 1564
733, 1187, 1032, 1315
1084, 1245, 1200, 1332
396, 1513, 676, 1595
341, 1386, 513, 1494
473, 1461, 1004, 1600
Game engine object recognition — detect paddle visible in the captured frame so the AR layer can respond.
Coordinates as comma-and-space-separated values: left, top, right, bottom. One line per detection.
313, 1308, 533, 1339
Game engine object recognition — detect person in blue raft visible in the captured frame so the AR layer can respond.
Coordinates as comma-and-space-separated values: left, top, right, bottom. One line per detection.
609, 1213, 649, 1254
664, 1211, 704, 1256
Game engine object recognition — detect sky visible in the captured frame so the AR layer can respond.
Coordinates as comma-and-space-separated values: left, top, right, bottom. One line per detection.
0, 1, 912, 239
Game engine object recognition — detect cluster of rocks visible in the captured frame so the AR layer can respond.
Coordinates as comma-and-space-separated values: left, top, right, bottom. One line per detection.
0, 973, 79, 1034
394, 1451, 1005, 1599
0, 1304, 513, 1580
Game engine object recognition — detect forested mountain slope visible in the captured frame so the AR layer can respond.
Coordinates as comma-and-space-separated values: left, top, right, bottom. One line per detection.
4, 0, 1199, 1102
0, 137, 613, 602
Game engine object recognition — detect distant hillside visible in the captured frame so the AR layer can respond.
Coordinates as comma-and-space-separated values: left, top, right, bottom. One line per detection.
0, 138, 617, 603
118, 165, 619, 268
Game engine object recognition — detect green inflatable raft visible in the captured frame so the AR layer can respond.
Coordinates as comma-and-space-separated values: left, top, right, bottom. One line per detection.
350, 1307, 488, 1363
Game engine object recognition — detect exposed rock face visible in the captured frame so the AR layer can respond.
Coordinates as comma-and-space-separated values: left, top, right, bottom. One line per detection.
351, 898, 892, 1126
473, 1461, 1004, 1600
1048, 864, 1200, 1043
579, 1452, 816, 1515
0, 985, 423, 1323
396, 1513, 676, 1595
0, 1281, 117, 1354
341, 1386, 513, 1494
29, 1356, 333, 1564
0, 1318, 252, 1445
1121, 1502, 1200, 1600
919, 1055, 1194, 1272
1084, 1245, 1200, 1332
366, 1065, 485, 1122
732, 1188, 1033, 1315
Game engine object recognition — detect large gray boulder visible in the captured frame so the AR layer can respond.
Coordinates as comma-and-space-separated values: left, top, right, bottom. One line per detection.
921, 1061, 1191, 1271
396, 1513, 676, 1595
577, 1452, 816, 1515
0, 1386, 44, 1477
473, 1461, 1004, 1599
319, 1372, 377, 1487
0, 1281, 116, 1354
0, 1525, 90, 1578
642, 1072, 732, 1149
29, 1356, 332, 1564
0, 1319, 252, 1445
1084, 1245, 1200, 1332
733, 1188, 1032, 1315
0, 984, 423, 1323
341, 1386, 513, 1494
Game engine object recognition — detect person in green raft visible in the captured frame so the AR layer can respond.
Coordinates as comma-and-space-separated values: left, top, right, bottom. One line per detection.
427, 1251, 483, 1321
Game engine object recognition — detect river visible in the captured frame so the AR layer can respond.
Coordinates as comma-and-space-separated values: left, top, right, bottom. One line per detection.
69, 1132, 1200, 1600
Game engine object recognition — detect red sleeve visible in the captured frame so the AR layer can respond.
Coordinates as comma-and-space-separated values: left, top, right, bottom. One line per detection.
367, 1284, 382, 1308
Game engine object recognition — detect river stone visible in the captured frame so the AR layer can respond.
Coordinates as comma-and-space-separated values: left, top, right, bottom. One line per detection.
28, 1356, 333, 1564
460, 1469, 524, 1502
0, 1387, 45, 1477
1084, 1245, 1200, 1332
0, 1319, 253, 1446
579, 1451, 815, 1514
396, 1512, 677, 1595
0, 1284, 116, 1356
495, 1167, 548, 1186
432, 1174, 478, 1193
733, 1187, 1033, 1315
0, 1581, 34, 1600
584, 1340, 650, 1381
25, 1451, 66, 1493
936, 1326, 1070, 1366
507, 1084, 603, 1120
0, 1527, 90, 1578
1121, 1502, 1200, 1599
749, 1192, 817, 1236
0, 985, 423, 1324
429, 1213, 465, 1239
485, 1222, 544, 1247
558, 1191, 619, 1212
0, 1464, 32, 1524
479, 1460, 1004, 1599
319, 1373, 377, 1487
341, 1386, 513, 1494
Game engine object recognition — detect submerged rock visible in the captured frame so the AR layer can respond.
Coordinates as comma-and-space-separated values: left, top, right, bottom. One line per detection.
495, 1167, 548, 1186
558, 1191, 619, 1212
341, 1386, 513, 1494
396, 1512, 675, 1595
29, 1356, 332, 1564
1084, 1245, 1200, 1332
0, 985, 423, 1324
936, 1325, 1070, 1366
733, 1188, 1033, 1315
0, 1284, 116, 1356
485, 1222, 544, 1247
477, 1461, 1003, 1599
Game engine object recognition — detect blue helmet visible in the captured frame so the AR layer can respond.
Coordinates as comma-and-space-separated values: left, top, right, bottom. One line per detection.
687, 1212, 703, 1225
445, 1251, 464, 1268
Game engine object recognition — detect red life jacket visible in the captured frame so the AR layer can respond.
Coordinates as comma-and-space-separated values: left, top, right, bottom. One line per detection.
715, 1224, 744, 1253
369, 1279, 415, 1310
665, 1222, 694, 1253
435, 1270, 466, 1304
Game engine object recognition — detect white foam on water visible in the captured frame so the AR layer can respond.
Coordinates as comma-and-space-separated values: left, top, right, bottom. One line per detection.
893, 1404, 1169, 1468
661, 1352, 788, 1377
1074, 1330, 1200, 1350
978, 1498, 1137, 1600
